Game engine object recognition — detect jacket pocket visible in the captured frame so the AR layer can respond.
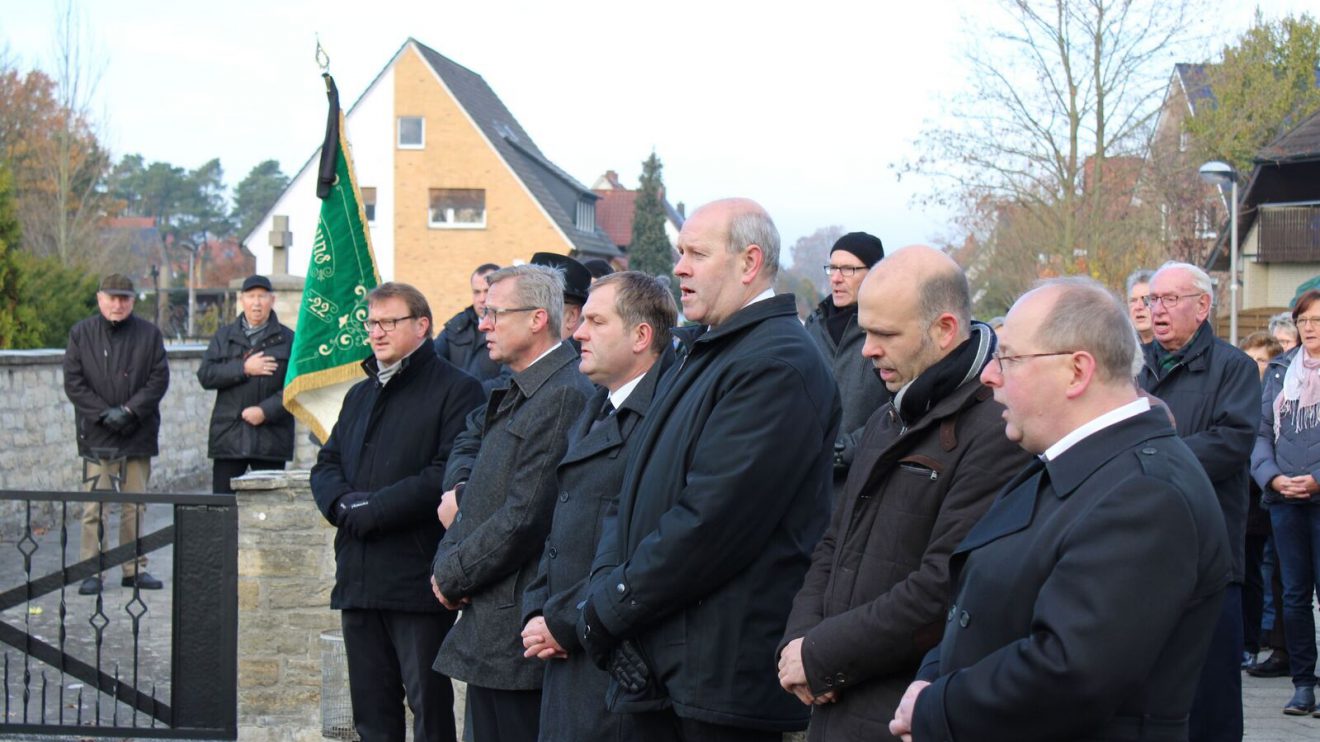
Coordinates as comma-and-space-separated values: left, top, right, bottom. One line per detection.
897, 455, 944, 482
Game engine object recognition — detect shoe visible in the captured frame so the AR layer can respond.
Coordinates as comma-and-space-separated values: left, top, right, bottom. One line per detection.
121, 572, 163, 590
1247, 653, 1290, 678
1283, 686, 1315, 716
77, 577, 102, 595
1242, 650, 1257, 669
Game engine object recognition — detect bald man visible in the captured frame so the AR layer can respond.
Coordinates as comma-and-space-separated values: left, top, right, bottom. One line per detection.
778, 246, 1030, 741
577, 198, 841, 740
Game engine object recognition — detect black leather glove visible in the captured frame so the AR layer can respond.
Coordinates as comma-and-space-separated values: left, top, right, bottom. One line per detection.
101, 406, 138, 435
577, 599, 619, 671
332, 491, 370, 528
610, 638, 653, 693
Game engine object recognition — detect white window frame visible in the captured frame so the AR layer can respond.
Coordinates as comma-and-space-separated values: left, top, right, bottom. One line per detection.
429, 188, 487, 230
397, 116, 425, 149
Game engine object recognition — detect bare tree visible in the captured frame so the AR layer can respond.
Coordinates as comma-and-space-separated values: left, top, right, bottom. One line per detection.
902, 0, 1203, 292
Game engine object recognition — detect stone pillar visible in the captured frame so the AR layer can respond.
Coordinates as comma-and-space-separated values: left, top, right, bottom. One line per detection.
234, 470, 338, 741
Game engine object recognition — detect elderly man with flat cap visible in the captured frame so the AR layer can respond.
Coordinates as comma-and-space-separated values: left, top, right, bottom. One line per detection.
197, 275, 296, 493
805, 231, 892, 495
64, 273, 169, 595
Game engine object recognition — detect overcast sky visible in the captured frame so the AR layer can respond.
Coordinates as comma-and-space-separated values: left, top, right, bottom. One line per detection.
1, 0, 1314, 259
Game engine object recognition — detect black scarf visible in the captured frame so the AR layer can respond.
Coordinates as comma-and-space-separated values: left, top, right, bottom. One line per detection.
821, 298, 856, 346
891, 321, 996, 428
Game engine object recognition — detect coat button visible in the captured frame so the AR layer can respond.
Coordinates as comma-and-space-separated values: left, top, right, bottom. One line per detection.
959, 611, 970, 628
1141, 447, 1156, 455
559, 491, 569, 502
547, 547, 558, 559
616, 582, 626, 594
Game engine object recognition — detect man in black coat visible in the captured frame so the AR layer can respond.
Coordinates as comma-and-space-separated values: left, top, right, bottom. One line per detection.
430, 264, 594, 742
1137, 262, 1259, 742
434, 263, 505, 393
891, 278, 1232, 742
311, 282, 484, 742
778, 246, 1031, 741
64, 273, 169, 595
519, 271, 677, 742
197, 275, 296, 493
804, 231, 891, 493
577, 198, 841, 740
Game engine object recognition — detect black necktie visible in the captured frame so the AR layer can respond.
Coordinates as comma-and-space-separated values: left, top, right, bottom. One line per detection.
589, 400, 615, 433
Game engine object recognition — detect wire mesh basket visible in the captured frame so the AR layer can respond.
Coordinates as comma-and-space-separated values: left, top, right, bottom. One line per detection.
320, 630, 359, 741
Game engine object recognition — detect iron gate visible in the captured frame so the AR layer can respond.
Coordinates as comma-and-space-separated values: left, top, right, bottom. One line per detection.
0, 456, 237, 738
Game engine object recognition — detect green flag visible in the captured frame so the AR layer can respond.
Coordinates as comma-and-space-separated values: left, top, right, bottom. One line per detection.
283, 72, 380, 442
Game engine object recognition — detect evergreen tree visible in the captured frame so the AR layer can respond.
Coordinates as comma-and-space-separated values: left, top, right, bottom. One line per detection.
0, 162, 42, 348
232, 160, 289, 238
628, 152, 674, 282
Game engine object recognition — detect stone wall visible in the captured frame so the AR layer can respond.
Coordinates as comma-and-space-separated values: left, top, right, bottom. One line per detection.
233, 471, 339, 741
0, 347, 320, 532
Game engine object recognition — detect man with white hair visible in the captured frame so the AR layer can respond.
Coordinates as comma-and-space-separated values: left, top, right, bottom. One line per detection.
1138, 261, 1259, 742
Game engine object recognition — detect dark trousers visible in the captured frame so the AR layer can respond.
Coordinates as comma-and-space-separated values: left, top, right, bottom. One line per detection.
1189, 584, 1243, 742
211, 457, 284, 494
1243, 533, 1266, 654
466, 685, 540, 742
631, 708, 782, 742
1271, 504, 1320, 687
341, 609, 457, 742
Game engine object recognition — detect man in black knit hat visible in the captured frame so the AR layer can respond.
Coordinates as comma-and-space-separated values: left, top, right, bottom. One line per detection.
804, 232, 891, 497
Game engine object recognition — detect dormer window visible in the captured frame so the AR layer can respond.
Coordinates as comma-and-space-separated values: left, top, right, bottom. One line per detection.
576, 199, 595, 232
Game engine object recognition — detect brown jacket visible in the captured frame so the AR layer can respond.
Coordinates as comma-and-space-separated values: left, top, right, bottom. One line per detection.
780, 377, 1031, 742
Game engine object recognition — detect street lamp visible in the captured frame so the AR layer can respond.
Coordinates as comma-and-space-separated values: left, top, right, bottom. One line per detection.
1199, 160, 1240, 345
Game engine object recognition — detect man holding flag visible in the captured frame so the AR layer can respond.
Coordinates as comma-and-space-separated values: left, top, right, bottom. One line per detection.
295, 69, 484, 742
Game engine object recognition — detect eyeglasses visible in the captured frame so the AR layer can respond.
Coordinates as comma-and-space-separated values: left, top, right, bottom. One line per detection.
823, 264, 867, 277
363, 316, 416, 333
1142, 293, 1203, 309
990, 350, 1077, 374
1295, 316, 1320, 328
1127, 296, 1147, 307
480, 305, 538, 322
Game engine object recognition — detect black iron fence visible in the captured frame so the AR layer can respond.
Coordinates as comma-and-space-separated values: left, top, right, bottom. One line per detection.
0, 457, 237, 739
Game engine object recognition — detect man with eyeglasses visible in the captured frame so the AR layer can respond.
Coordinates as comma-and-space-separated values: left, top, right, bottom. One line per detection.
805, 232, 892, 497
778, 245, 1029, 741
890, 277, 1230, 742
434, 263, 507, 395
311, 282, 485, 742
1125, 269, 1155, 345
1137, 261, 1259, 742
430, 264, 594, 742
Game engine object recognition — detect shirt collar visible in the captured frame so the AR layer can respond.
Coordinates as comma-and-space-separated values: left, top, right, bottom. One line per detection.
526, 341, 563, 370
1043, 396, 1151, 462
608, 371, 646, 410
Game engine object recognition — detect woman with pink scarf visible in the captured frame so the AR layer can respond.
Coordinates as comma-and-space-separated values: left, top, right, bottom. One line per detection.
1251, 288, 1320, 717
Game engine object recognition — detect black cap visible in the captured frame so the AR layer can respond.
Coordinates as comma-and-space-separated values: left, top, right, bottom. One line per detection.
99, 273, 135, 297
241, 275, 274, 292
530, 252, 591, 304
583, 258, 615, 279
830, 232, 885, 268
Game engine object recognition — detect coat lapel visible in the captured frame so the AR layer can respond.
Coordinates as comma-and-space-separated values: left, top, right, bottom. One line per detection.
560, 390, 624, 465
953, 459, 1045, 556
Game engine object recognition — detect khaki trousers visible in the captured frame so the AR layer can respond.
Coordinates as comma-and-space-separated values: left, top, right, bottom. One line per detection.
80, 457, 150, 577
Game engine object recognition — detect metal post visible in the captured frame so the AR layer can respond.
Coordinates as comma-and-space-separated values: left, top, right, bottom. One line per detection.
186, 250, 196, 340
1229, 178, 1239, 346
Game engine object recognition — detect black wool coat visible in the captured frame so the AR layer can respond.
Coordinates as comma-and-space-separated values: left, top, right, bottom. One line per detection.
912, 409, 1231, 742
584, 294, 841, 732
63, 313, 170, 458
196, 312, 295, 462
1138, 321, 1259, 582
431, 341, 594, 691
520, 350, 672, 742
433, 306, 507, 394
311, 347, 484, 613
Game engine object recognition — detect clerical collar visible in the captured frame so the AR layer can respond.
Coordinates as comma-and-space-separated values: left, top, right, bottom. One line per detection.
1042, 397, 1151, 462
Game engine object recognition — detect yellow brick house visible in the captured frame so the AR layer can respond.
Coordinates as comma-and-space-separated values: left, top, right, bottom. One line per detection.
243, 38, 618, 319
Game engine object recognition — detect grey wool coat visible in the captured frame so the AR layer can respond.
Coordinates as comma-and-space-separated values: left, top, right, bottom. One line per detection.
521, 350, 672, 742
431, 341, 594, 690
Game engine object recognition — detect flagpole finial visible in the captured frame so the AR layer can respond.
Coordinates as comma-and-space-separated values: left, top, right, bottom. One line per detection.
315, 36, 331, 73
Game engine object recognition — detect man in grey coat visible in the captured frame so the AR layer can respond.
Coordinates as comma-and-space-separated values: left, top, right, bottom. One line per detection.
805, 232, 892, 496
430, 264, 594, 742
519, 271, 676, 742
